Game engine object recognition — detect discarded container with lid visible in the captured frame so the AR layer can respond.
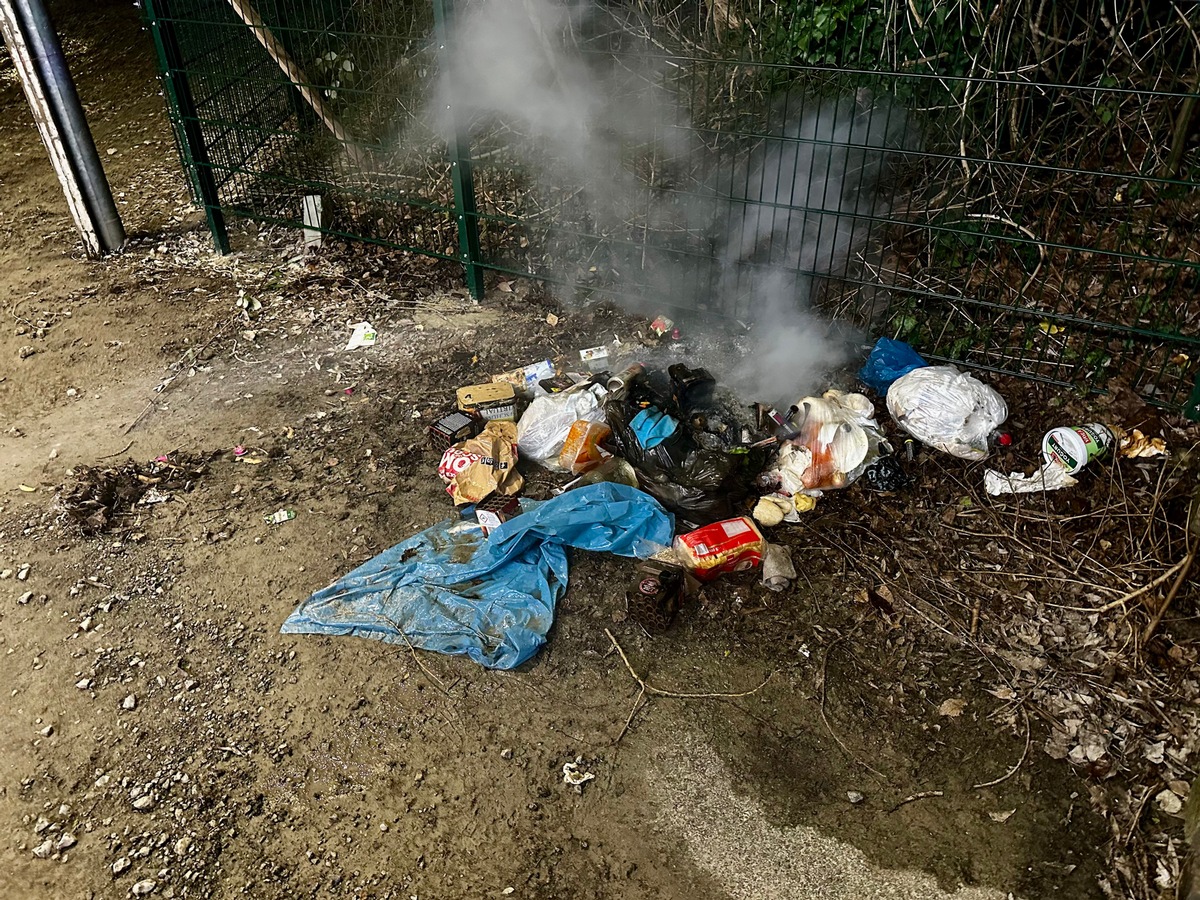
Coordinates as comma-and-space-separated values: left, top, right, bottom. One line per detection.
1042, 423, 1114, 474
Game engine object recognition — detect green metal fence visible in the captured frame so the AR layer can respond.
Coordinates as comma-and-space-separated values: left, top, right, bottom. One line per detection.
141, 0, 1200, 416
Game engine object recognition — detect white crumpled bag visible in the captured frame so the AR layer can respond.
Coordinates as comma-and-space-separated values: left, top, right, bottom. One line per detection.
516, 386, 606, 468
984, 462, 1077, 496
773, 390, 884, 491
886, 366, 1007, 461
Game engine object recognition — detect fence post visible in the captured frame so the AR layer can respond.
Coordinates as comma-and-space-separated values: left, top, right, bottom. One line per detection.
431, 0, 485, 300
142, 0, 230, 254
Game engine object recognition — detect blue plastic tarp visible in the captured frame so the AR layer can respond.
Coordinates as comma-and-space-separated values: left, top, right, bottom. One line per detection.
280, 483, 674, 669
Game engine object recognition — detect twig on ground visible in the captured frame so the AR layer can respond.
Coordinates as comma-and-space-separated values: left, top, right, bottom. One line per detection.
973, 706, 1032, 789
97, 440, 135, 460
890, 790, 944, 812
1142, 484, 1200, 644
1045, 557, 1192, 614
605, 628, 772, 744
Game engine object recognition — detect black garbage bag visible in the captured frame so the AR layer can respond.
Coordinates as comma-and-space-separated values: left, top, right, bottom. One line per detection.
635, 449, 739, 527
604, 398, 689, 472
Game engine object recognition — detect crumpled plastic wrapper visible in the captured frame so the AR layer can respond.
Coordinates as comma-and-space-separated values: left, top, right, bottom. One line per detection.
439, 421, 523, 506
761, 544, 797, 592
1112, 425, 1168, 459
984, 462, 1078, 496
783, 390, 883, 490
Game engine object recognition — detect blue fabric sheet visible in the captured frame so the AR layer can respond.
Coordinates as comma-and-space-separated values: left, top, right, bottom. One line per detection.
280, 483, 674, 669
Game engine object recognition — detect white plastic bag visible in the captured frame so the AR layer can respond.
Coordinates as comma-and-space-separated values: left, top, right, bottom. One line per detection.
769, 390, 884, 491
516, 386, 606, 468
886, 366, 1007, 461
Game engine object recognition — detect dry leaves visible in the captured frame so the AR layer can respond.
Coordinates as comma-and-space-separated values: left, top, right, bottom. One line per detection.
938, 698, 967, 718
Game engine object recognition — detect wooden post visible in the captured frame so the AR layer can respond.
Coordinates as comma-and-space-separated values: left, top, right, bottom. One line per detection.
222, 0, 367, 168
0, 0, 101, 255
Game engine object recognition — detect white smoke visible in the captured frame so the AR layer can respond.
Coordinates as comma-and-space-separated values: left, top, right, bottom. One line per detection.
429, 0, 913, 405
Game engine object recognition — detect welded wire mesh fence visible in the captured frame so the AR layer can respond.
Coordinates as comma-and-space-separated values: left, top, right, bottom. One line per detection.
142, 0, 1200, 415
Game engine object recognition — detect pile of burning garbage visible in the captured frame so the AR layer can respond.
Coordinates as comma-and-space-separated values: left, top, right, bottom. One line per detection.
281, 330, 1167, 669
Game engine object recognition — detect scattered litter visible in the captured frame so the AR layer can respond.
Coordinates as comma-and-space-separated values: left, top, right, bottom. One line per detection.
989, 809, 1017, 823
428, 411, 480, 451
603, 365, 764, 527
546, 312, 559, 326
674, 517, 765, 582
578, 345, 609, 363
492, 360, 555, 393
437, 420, 523, 506
984, 462, 1078, 496
887, 366, 1008, 460
18, 483, 37, 492
457, 382, 520, 422
628, 559, 691, 631
281, 483, 673, 669
606, 363, 645, 393
750, 392, 881, 521
859, 337, 927, 394
847, 791, 865, 804
562, 456, 639, 491
1114, 425, 1168, 458
562, 761, 595, 786
517, 386, 605, 468
862, 455, 909, 492
138, 487, 171, 505
475, 495, 521, 536
761, 544, 796, 592
344, 321, 377, 350
264, 509, 295, 525
1042, 423, 1113, 474
558, 420, 611, 475
630, 406, 679, 449
649, 315, 679, 339
774, 390, 883, 491
752, 495, 792, 527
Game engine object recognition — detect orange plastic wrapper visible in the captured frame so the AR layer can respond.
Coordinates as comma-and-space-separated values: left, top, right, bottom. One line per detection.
672, 517, 765, 582
444, 421, 523, 506
558, 420, 611, 475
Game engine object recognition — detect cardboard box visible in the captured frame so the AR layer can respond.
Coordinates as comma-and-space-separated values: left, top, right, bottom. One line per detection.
456, 382, 518, 421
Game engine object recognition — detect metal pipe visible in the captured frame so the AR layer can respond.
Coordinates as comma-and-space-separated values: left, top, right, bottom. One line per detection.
11, 0, 125, 253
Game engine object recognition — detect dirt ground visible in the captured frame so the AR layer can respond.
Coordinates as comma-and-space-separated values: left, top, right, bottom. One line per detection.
2, 3, 1197, 899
